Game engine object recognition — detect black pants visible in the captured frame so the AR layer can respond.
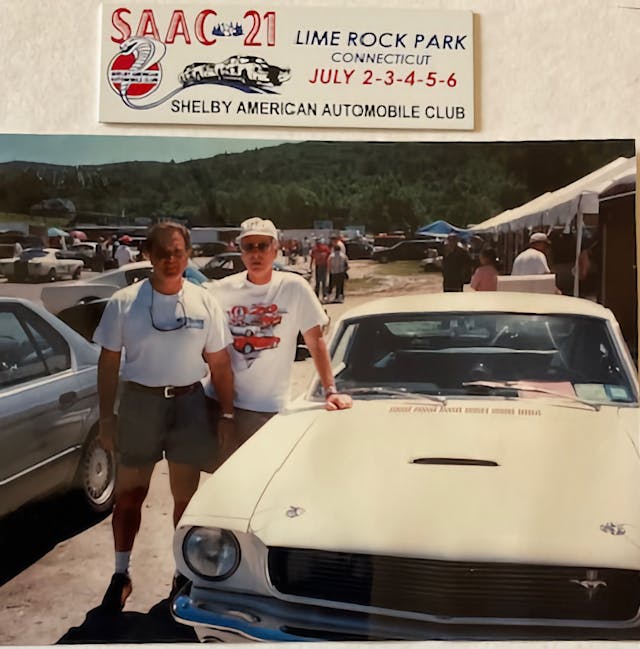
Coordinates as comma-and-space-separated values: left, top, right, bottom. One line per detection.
315, 266, 328, 297
328, 272, 346, 299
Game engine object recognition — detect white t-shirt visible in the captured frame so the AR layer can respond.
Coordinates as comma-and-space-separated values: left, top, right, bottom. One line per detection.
115, 245, 136, 267
207, 271, 328, 412
93, 279, 231, 386
511, 248, 551, 275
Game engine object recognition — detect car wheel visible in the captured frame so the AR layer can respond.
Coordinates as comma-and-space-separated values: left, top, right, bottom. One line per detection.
242, 343, 253, 354
72, 267, 82, 280
47, 268, 57, 282
245, 329, 255, 336
74, 429, 116, 514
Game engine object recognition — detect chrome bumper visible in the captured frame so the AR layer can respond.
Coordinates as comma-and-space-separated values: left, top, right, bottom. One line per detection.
171, 583, 445, 642
171, 583, 640, 642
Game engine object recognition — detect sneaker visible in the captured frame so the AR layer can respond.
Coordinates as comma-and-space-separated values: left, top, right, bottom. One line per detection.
100, 572, 132, 612
170, 572, 189, 598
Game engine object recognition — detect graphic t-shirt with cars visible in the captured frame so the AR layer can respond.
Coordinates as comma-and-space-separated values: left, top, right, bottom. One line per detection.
208, 271, 328, 412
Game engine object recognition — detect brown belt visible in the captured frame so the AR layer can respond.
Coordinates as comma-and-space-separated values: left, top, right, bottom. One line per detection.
126, 381, 200, 399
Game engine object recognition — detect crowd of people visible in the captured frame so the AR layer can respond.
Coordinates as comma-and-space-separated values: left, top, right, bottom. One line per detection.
441, 230, 599, 298
283, 234, 350, 303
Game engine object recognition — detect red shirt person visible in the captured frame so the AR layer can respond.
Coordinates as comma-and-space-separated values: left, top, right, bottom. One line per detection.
310, 239, 331, 298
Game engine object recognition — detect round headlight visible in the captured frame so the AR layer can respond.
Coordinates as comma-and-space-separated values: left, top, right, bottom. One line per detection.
183, 527, 240, 580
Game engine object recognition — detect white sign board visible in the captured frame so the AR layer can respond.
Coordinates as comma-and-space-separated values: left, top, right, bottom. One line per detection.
99, 4, 474, 130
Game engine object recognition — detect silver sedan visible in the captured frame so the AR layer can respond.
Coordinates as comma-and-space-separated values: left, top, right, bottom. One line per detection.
0, 297, 115, 518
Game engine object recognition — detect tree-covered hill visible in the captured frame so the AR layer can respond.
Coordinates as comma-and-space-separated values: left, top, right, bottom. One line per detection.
0, 139, 633, 232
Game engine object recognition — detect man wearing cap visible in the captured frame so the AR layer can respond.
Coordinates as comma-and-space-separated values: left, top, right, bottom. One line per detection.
115, 235, 136, 267
207, 217, 352, 466
511, 232, 552, 275
93, 221, 234, 611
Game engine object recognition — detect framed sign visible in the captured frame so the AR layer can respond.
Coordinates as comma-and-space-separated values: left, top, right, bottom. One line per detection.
99, 4, 475, 130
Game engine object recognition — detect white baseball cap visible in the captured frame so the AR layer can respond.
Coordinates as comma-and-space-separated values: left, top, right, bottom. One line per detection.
237, 217, 278, 241
529, 232, 550, 244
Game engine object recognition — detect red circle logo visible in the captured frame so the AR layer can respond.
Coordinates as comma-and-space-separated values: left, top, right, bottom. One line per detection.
108, 53, 161, 98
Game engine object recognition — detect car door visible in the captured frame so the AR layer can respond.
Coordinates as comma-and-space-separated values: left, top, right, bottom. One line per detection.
0, 303, 89, 517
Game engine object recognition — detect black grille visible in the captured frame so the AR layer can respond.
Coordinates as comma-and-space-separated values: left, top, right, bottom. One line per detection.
268, 547, 640, 622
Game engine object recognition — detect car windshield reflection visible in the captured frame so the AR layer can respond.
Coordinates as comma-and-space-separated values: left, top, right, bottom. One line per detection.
321, 313, 635, 405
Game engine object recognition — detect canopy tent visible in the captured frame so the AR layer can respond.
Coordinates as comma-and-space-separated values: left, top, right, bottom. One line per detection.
470, 156, 636, 234
47, 227, 69, 238
471, 155, 636, 296
416, 219, 474, 240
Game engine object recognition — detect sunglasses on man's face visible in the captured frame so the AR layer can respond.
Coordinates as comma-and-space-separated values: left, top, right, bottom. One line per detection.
240, 241, 272, 253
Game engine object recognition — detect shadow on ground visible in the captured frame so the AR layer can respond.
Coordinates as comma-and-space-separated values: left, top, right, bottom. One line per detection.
57, 598, 196, 643
0, 492, 110, 586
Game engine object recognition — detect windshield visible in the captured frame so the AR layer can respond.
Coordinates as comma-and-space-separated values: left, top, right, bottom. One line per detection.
318, 312, 635, 405
20, 249, 48, 259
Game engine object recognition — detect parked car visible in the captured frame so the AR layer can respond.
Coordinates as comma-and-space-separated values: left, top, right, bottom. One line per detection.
344, 239, 374, 260
58, 242, 104, 271
172, 292, 640, 641
43, 260, 210, 316
202, 252, 311, 282
214, 55, 291, 86
0, 297, 116, 518
0, 231, 43, 259
40, 261, 154, 314
0, 248, 84, 282
372, 239, 442, 263
191, 241, 228, 257
419, 247, 444, 272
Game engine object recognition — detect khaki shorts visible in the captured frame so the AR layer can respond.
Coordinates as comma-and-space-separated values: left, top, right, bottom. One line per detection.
117, 382, 216, 471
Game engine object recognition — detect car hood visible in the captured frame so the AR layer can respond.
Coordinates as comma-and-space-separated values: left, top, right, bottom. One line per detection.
182, 400, 640, 569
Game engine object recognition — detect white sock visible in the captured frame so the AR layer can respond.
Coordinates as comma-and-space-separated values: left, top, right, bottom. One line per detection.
115, 551, 131, 574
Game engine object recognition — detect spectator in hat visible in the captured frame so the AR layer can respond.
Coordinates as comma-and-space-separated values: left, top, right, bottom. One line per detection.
511, 232, 552, 275
205, 216, 352, 468
115, 236, 136, 267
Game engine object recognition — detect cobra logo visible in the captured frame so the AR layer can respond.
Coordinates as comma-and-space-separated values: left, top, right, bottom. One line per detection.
107, 37, 166, 102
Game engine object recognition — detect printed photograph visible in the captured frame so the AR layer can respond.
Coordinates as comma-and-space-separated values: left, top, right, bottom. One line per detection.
0, 134, 637, 643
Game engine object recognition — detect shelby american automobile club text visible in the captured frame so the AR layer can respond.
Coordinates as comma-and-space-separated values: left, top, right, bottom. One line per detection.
170, 99, 466, 120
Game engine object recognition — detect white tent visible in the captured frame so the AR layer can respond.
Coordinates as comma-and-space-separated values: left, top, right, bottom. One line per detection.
471, 156, 636, 234
471, 156, 637, 296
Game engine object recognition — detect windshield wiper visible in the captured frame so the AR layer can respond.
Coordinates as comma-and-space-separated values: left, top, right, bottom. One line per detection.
462, 380, 600, 411
339, 386, 447, 405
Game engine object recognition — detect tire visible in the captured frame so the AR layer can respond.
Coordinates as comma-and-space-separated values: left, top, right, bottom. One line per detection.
74, 429, 116, 514
244, 329, 255, 337
47, 268, 57, 282
242, 343, 253, 354
72, 267, 82, 280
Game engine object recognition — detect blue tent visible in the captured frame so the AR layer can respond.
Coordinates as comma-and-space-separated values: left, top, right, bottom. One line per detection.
415, 220, 474, 240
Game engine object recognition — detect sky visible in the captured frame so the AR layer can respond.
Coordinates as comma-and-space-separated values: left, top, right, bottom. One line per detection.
0, 134, 289, 166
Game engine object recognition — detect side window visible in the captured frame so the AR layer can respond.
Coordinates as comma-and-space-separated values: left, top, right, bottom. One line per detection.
0, 306, 70, 388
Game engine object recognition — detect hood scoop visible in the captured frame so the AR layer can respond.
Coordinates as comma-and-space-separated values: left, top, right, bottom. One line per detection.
411, 457, 499, 467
